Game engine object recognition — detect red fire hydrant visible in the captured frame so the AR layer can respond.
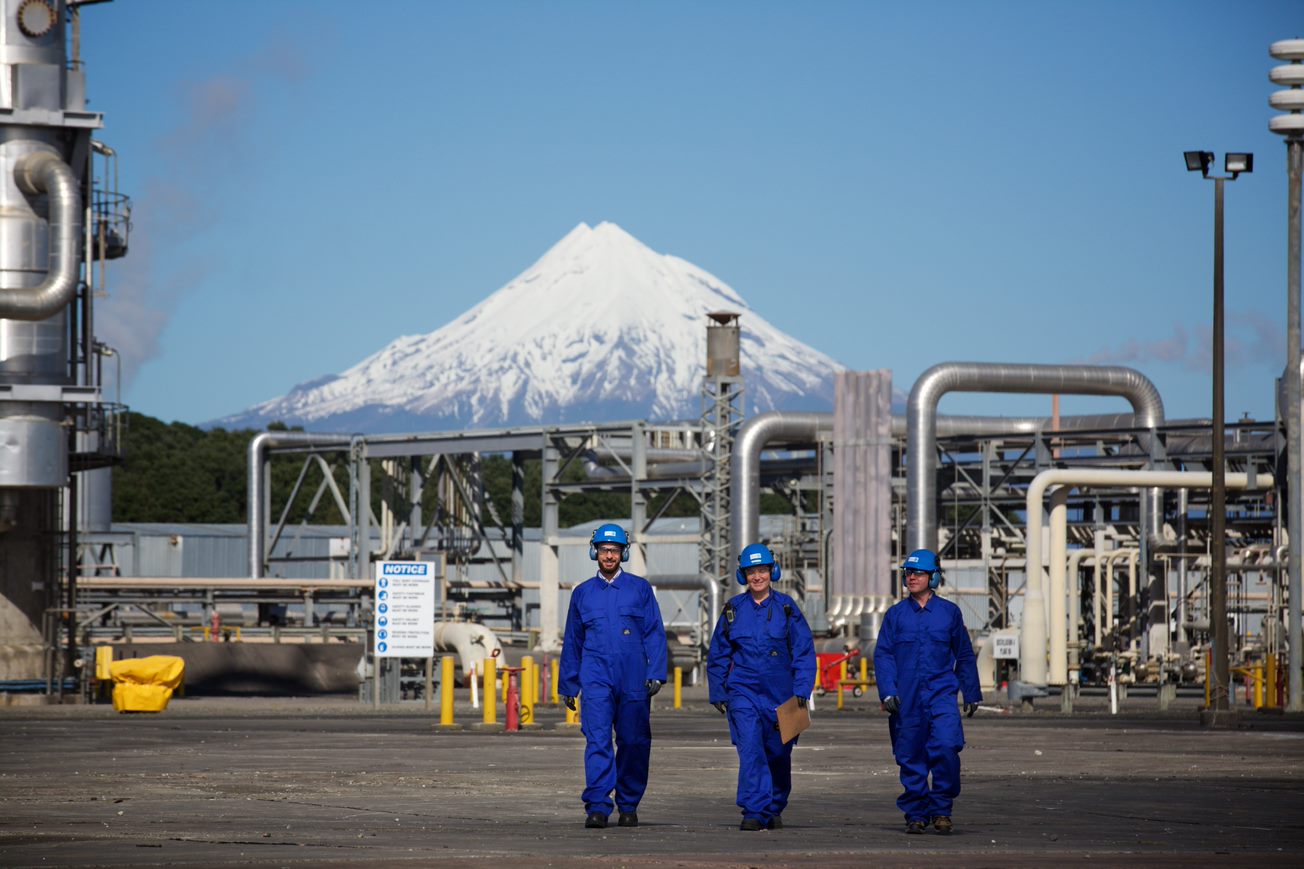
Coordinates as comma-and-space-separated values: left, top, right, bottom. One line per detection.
502, 666, 522, 732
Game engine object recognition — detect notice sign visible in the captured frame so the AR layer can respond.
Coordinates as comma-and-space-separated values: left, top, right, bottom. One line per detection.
373, 561, 435, 658
992, 634, 1019, 660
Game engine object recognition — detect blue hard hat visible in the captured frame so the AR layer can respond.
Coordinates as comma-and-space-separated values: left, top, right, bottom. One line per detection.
901, 548, 942, 589
736, 543, 782, 585
589, 523, 630, 562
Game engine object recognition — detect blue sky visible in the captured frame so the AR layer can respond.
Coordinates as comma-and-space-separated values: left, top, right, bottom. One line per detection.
81, 0, 1302, 426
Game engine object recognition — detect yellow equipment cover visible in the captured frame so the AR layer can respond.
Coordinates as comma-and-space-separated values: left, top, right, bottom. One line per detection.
108, 655, 185, 713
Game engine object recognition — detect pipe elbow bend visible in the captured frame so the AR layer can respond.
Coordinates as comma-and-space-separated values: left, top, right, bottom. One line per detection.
0, 151, 81, 321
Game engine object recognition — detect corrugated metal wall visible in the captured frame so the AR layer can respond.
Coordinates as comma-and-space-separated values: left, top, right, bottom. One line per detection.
832, 370, 893, 599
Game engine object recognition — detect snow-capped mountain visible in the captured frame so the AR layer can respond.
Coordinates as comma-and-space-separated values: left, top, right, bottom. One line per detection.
215, 222, 844, 432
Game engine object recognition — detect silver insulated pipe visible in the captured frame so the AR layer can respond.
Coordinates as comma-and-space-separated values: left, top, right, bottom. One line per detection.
0, 150, 81, 321
732, 404, 1170, 562
906, 362, 1166, 553
248, 431, 355, 577
731, 412, 834, 551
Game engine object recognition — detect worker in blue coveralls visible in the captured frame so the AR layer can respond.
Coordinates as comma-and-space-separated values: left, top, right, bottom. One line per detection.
559, 523, 667, 830
874, 548, 981, 835
707, 543, 816, 832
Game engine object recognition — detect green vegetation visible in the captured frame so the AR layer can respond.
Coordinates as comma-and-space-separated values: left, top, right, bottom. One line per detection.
112, 412, 791, 528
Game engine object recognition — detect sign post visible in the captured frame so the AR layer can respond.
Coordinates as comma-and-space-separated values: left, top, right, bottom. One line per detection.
373, 561, 436, 706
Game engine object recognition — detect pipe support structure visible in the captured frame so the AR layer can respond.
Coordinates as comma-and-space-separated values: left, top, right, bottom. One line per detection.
1022, 468, 1274, 689
731, 406, 1182, 568
247, 432, 355, 578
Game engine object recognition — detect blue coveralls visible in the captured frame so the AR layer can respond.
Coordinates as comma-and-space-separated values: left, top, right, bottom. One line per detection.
707, 591, 816, 824
873, 593, 981, 822
558, 569, 667, 817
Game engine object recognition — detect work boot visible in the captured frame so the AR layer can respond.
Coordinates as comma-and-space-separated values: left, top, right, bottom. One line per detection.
584, 812, 608, 829
932, 815, 953, 834
766, 815, 783, 830
905, 819, 928, 834
617, 812, 639, 827
740, 818, 764, 831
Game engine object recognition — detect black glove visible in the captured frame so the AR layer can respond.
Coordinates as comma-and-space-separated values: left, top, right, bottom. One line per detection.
712, 701, 728, 714
882, 695, 900, 714
646, 680, 663, 697
796, 696, 808, 709
561, 695, 577, 711
964, 702, 978, 718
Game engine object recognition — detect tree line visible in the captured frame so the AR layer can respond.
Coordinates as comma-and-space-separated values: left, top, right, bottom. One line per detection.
111, 412, 747, 529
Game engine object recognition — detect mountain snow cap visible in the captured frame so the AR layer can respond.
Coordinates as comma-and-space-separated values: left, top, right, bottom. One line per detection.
217, 221, 843, 432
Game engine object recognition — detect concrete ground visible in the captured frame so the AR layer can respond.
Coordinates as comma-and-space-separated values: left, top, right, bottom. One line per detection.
1, 687, 1302, 868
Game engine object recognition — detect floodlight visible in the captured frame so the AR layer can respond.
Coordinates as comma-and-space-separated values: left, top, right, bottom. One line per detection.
1184, 151, 1214, 175
1225, 153, 1254, 176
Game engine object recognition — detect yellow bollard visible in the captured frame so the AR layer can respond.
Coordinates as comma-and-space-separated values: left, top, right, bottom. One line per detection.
1253, 662, 1264, 709
95, 646, 114, 702
95, 646, 113, 681
439, 655, 458, 728
502, 661, 509, 704
837, 658, 848, 711
483, 658, 497, 725
550, 657, 560, 705
673, 666, 682, 709
520, 655, 535, 725
859, 656, 868, 684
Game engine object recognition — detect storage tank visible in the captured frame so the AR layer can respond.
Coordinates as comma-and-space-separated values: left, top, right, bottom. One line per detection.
0, 0, 118, 686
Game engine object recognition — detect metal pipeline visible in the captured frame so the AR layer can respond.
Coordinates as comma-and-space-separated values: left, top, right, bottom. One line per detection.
433, 621, 503, 684
247, 431, 355, 577
0, 151, 81, 320
733, 404, 1173, 563
1065, 547, 1095, 677
731, 412, 836, 552
1023, 468, 1274, 687
649, 573, 722, 636
907, 363, 1166, 554
1099, 548, 1138, 650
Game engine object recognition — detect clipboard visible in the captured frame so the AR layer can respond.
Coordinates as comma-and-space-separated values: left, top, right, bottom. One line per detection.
775, 695, 811, 744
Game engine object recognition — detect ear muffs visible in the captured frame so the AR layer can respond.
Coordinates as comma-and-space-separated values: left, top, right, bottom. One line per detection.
735, 561, 781, 585
901, 568, 942, 589
589, 544, 630, 562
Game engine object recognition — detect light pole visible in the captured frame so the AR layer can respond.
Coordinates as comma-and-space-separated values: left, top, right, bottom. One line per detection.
1269, 37, 1304, 712
1184, 149, 1252, 711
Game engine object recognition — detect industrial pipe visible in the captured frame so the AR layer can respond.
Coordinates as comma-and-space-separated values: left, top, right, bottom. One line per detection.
907, 363, 1166, 554
0, 151, 80, 321
247, 431, 354, 578
731, 412, 835, 552
732, 405, 1183, 564
1065, 547, 1095, 678
649, 573, 721, 643
1099, 548, 1138, 649
1023, 468, 1274, 688
433, 621, 503, 684
77, 576, 371, 590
